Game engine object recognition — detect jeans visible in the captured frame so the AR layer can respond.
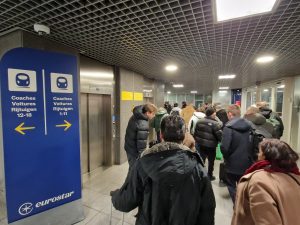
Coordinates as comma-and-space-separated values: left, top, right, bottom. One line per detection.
226, 173, 242, 204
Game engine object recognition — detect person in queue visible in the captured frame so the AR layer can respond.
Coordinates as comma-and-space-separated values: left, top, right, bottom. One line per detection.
220, 104, 253, 203
124, 103, 157, 168
232, 139, 300, 225
112, 115, 216, 225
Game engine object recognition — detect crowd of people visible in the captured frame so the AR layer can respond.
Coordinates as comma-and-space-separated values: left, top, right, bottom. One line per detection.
110, 101, 300, 225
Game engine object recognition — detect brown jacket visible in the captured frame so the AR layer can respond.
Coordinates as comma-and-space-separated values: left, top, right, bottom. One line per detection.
181, 104, 195, 126
232, 170, 300, 225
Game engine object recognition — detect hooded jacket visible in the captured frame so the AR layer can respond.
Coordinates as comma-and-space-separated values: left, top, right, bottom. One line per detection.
232, 170, 300, 225
112, 142, 216, 225
188, 111, 206, 135
125, 105, 149, 158
150, 108, 168, 132
259, 106, 284, 138
244, 113, 273, 138
220, 117, 253, 175
170, 106, 181, 116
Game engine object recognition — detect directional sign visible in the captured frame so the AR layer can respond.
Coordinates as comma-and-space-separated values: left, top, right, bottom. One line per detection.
0, 48, 81, 223
15, 122, 35, 135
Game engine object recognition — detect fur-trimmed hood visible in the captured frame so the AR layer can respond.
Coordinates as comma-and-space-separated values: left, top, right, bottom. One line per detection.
141, 142, 194, 157
140, 142, 201, 183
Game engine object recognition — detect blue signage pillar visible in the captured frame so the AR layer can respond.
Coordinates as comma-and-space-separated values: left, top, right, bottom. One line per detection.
0, 48, 83, 224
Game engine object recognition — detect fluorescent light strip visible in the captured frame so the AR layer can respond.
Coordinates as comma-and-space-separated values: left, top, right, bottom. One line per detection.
218, 74, 236, 79
256, 56, 275, 63
167, 91, 171, 94
190, 90, 198, 94
219, 87, 229, 90
165, 65, 178, 72
80, 71, 113, 78
173, 84, 184, 88
219, 90, 228, 93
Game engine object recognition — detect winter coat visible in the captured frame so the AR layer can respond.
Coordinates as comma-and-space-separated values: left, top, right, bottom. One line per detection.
112, 142, 216, 225
259, 107, 284, 137
220, 117, 253, 175
232, 170, 300, 225
150, 108, 168, 133
188, 112, 206, 135
170, 107, 181, 116
181, 104, 196, 126
124, 105, 149, 158
244, 113, 273, 138
216, 109, 229, 129
194, 117, 222, 149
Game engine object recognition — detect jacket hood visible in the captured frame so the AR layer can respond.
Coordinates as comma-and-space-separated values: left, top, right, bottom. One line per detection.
140, 142, 199, 182
226, 117, 251, 132
156, 107, 167, 115
193, 111, 205, 119
260, 106, 272, 119
133, 105, 148, 120
244, 113, 266, 125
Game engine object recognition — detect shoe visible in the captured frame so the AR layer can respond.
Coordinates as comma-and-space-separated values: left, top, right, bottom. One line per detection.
209, 175, 216, 181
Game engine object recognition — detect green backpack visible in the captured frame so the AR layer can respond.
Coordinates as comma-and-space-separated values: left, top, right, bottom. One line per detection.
267, 116, 281, 139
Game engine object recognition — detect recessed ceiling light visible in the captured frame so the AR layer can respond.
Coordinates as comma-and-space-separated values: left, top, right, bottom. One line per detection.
219, 87, 229, 90
215, 0, 279, 22
278, 85, 285, 88
173, 84, 184, 88
167, 91, 171, 94
256, 55, 275, 63
218, 74, 236, 79
165, 64, 178, 72
191, 90, 198, 94
263, 89, 269, 92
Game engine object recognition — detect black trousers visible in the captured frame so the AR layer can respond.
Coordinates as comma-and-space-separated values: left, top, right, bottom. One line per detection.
198, 145, 216, 177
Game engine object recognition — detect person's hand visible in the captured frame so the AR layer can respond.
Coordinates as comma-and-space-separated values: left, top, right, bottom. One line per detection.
110, 189, 119, 196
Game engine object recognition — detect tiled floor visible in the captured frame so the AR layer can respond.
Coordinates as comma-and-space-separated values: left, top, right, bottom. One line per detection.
76, 160, 233, 225
0, 160, 233, 225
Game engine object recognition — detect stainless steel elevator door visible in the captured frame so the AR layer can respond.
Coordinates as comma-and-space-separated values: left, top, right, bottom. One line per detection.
80, 93, 89, 174
80, 93, 112, 173
88, 94, 104, 171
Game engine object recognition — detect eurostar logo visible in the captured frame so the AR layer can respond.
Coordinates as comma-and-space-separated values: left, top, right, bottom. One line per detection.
18, 202, 33, 216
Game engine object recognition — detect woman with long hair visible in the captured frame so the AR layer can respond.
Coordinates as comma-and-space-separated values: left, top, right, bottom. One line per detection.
231, 139, 300, 225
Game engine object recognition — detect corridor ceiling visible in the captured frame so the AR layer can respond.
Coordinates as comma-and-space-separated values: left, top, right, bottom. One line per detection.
0, 0, 300, 93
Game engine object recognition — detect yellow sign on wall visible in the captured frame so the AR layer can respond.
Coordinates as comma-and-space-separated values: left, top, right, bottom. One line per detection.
134, 92, 143, 101
121, 91, 133, 101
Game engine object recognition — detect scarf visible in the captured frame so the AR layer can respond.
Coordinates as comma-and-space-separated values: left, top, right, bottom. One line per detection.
245, 160, 300, 175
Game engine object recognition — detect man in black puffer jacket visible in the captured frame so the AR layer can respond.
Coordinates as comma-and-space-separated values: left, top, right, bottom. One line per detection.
112, 116, 216, 225
194, 107, 222, 180
221, 104, 253, 203
125, 103, 157, 168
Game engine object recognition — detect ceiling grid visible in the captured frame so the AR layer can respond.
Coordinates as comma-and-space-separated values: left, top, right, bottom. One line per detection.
0, 0, 299, 93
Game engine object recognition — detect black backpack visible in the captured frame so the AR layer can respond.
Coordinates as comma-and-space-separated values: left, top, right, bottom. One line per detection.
249, 127, 270, 161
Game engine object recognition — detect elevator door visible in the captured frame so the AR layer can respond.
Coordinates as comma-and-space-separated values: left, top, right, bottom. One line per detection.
80, 93, 112, 174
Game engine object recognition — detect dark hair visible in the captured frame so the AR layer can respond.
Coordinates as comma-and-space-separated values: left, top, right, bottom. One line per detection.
205, 107, 216, 117
259, 139, 299, 170
174, 103, 178, 107
160, 115, 185, 143
182, 101, 187, 109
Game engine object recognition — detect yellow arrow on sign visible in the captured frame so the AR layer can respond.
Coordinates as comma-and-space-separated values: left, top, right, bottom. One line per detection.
15, 122, 35, 135
56, 120, 72, 131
